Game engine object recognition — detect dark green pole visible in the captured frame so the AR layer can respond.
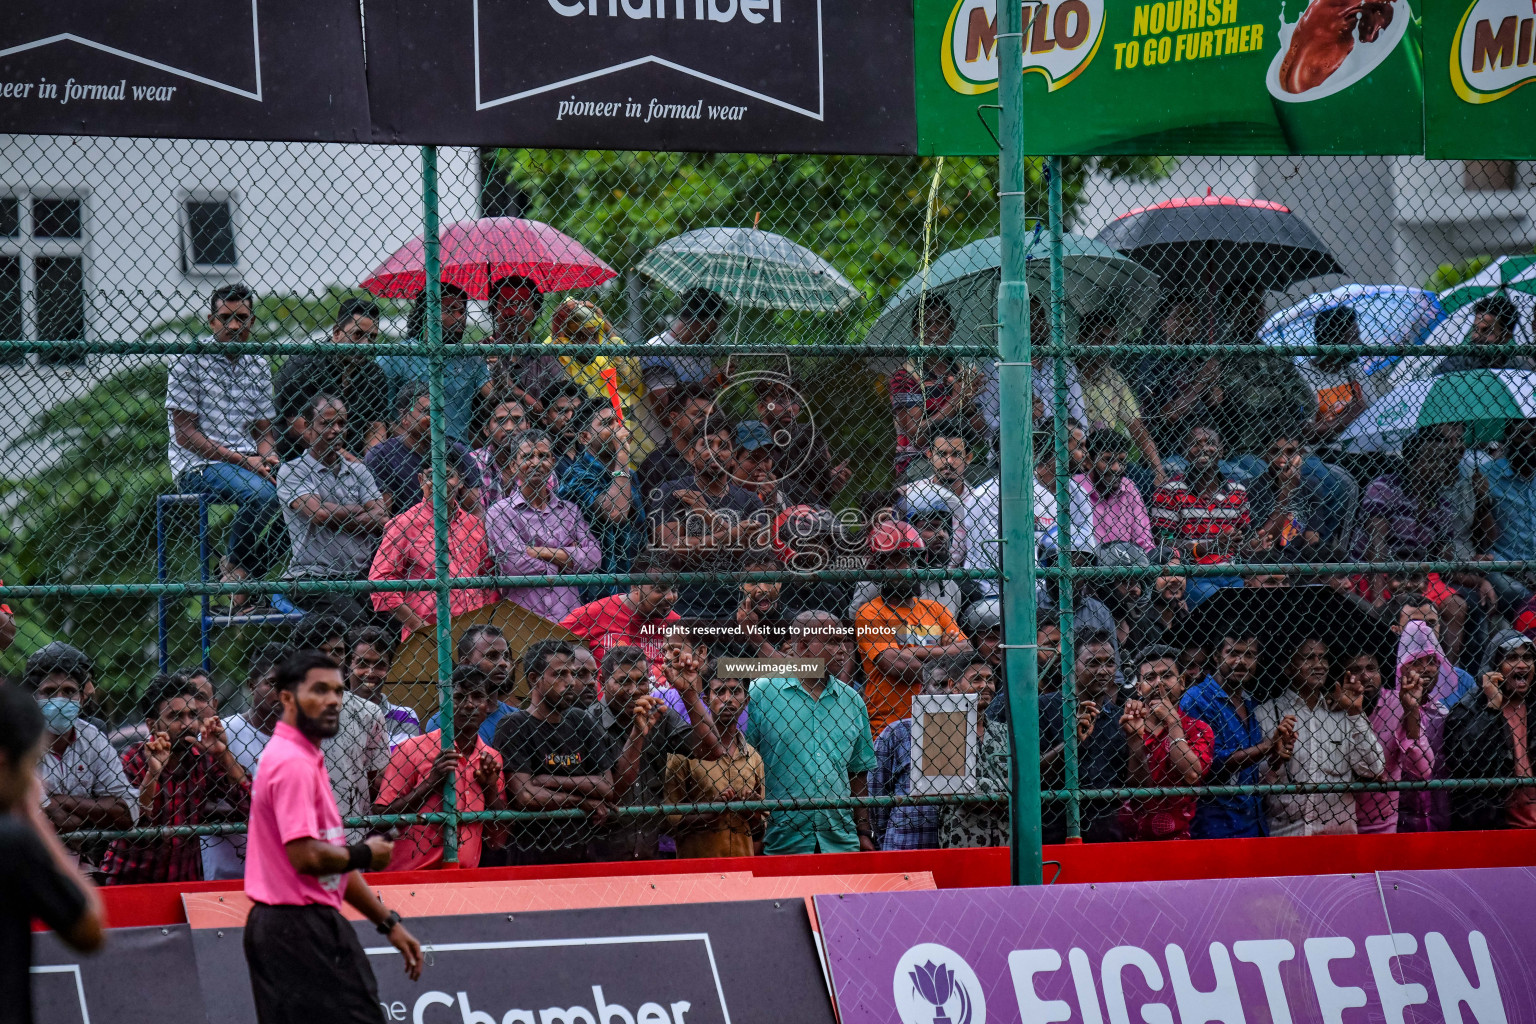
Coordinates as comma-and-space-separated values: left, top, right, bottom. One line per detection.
1046, 155, 1081, 842
999, 0, 1043, 885
422, 145, 459, 864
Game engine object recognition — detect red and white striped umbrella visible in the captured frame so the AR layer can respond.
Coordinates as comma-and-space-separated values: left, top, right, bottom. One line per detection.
361, 217, 616, 298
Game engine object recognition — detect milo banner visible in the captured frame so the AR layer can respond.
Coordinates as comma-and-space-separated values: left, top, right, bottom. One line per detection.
817, 866, 1536, 1024
916, 0, 1426, 153
1424, 0, 1536, 157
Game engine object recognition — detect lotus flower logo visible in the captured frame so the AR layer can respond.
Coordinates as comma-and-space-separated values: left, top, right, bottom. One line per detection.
894, 945, 984, 1024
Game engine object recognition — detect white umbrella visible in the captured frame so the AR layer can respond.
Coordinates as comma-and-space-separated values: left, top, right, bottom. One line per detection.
1259, 284, 1443, 387
1336, 369, 1536, 453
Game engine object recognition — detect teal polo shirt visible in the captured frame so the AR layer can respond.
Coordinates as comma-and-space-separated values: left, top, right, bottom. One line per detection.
744, 676, 877, 855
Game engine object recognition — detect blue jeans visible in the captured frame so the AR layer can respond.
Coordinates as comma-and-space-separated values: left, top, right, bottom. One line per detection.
178, 464, 283, 578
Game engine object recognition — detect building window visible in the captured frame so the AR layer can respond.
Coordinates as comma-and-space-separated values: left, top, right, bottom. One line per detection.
184, 199, 238, 269
1463, 160, 1518, 192
0, 194, 89, 365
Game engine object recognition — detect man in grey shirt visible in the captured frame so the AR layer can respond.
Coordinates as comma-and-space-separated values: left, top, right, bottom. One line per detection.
276, 394, 389, 624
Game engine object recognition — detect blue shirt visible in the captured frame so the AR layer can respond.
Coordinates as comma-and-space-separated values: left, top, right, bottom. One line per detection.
869, 719, 940, 851
1482, 459, 1536, 562
1181, 675, 1266, 839
557, 453, 647, 602
425, 701, 520, 745
376, 340, 490, 442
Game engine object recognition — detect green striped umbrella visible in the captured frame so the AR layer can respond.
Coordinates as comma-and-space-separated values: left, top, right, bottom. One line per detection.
1337, 369, 1536, 453
636, 227, 861, 312
1438, 254, 1536, 314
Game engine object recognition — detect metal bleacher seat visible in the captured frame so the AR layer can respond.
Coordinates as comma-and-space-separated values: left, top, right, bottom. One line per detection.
155, 493, 303, 672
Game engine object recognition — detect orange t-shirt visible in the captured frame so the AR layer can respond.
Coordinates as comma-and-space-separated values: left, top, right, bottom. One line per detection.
855, 596, 967, 740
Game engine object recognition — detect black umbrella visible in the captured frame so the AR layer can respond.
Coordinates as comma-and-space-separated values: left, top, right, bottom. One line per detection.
1096, 196, 1344, 295
1174, 585, 1395, 690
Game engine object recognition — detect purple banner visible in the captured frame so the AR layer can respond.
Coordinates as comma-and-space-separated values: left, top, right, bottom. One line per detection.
815, 870, 1528, 1024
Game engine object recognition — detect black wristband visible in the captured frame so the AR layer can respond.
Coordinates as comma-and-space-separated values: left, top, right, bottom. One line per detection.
376, 909, 403, 936
345, 842, 373, 873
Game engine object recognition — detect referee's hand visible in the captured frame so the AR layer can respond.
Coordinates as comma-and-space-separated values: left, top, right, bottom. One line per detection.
389, 922, 424, 982
364, 835, 394, 871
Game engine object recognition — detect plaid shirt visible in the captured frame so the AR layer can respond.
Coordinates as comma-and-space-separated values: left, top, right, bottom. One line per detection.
100, 741, 251, 885
869, 719, 940, 851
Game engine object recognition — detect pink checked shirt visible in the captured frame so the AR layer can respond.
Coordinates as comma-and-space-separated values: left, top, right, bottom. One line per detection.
368, 500, 496, 636
245, 721, 348, 908
1074, 473, 1155, 552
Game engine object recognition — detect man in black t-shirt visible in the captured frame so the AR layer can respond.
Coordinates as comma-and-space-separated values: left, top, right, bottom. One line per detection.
0, 684, 104, 1024
493, 641, 650, 864
274, 299, 391, 461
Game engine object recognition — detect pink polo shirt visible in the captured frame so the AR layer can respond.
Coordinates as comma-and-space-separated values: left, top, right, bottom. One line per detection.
245, 721, 348, 909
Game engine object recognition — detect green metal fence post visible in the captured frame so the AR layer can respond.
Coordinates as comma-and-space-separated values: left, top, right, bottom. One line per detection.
1046, 155, 1082, 842
998, 0, 1044, 886
421, 144, 460, 865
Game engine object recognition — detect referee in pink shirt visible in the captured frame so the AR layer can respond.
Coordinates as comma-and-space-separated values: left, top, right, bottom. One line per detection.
244, 650, 423, 1024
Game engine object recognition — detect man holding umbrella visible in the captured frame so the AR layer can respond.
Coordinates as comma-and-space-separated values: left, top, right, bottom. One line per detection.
376, 283, 490, 443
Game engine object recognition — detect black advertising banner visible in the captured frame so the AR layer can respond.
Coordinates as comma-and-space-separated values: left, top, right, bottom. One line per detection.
32, 925, 208, 1024
364, 0, 917, 153
192, 900, 838, 1024
0, 0, 371, 141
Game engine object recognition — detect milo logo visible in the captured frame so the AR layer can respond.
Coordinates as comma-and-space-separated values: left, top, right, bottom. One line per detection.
1452, 0, 1536, 103
942, 0, 1106, 94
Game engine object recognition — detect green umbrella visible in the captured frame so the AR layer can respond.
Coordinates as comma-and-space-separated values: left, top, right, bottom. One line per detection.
1336, 369, 1536, 453
1437, 254, 1536, 314
864, 234, 1161, 350
636, 227, 861, 312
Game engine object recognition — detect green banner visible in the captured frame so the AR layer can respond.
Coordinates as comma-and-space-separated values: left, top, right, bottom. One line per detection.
1425, 0, 1536, 157
917, 0, 1425, 154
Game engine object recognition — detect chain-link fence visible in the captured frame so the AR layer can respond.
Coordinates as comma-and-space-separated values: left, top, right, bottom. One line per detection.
7, 135, 1536, 882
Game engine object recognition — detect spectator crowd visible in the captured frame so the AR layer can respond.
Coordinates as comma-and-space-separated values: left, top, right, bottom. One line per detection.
11, 280, 1536, 880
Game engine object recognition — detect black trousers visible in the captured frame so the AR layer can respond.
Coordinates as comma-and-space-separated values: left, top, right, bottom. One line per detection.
245, 903, 383, 1024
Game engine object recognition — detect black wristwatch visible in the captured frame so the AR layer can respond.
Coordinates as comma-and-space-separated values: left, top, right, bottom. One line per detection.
376, 909, 403, 935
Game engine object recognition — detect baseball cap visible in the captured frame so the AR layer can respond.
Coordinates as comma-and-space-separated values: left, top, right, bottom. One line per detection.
963, 599, 1001, 633
869, 520, 926, 554
1097, 541, 1150, 569
736, 420, 773, 452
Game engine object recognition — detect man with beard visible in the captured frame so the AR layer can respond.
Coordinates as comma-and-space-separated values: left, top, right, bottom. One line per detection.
376, 283, 489, 443
1097, 542, 1153, 653
1075, 430, 1154, 552
1180, 634, 1295, 838
664, 673, 764, 858
655, 420, 765, 619
1038, 630, 1124, 844
1443, 630, 1536, 830
851, 490, 963, 618
274, 298, 390, 461
538, 381, 588, 472
485, 275, 564, 415
854, 522, 972, 741
751, 376, 850, 506
101, 674, 251, 884
494, 640, 651, 864
636, 384, 715, 511
1256, 638, 1383, 836
560, 561, 682, 681
243, 650, 422, 1024
1151, 424, 1253, 606
589, 645, 724, 861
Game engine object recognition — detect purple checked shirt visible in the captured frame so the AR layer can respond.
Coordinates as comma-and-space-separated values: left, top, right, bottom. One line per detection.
484, 488, 602, 623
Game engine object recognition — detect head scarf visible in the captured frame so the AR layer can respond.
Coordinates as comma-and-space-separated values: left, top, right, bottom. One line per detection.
1396, 618, 1459, 707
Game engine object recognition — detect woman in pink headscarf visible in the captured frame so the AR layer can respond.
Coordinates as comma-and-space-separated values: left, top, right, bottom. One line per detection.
1355, 619, 1452, 833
